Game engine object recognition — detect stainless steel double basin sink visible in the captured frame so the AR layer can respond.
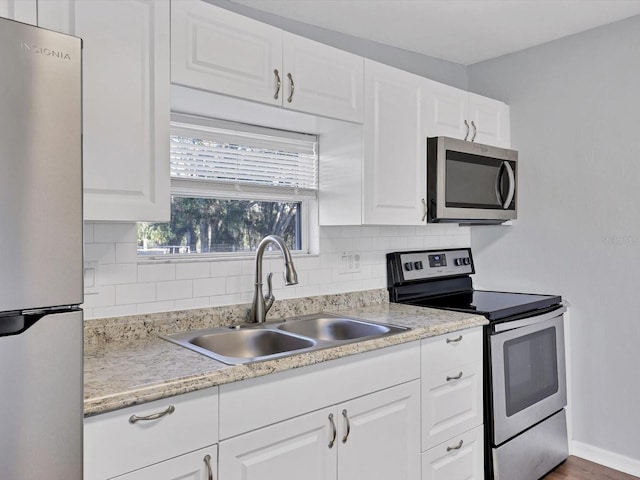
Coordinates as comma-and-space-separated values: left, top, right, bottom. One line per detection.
161, 313, 409, 365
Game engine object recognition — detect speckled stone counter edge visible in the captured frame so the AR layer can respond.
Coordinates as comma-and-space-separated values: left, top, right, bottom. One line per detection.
84, 289, 488, 416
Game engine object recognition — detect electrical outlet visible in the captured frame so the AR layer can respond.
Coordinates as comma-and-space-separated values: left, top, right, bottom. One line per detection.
338, 251, 361, 274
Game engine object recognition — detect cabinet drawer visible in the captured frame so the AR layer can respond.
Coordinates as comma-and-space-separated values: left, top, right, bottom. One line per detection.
115, 445, 217, 480
84, 388, 218, 480
422, 360, 483, 450
422, 425, 484, 480
421, 327, 482, 372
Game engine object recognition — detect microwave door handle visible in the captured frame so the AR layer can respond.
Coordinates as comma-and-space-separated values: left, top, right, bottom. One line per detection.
502, 161, 516, 209
495, 162, 505, 206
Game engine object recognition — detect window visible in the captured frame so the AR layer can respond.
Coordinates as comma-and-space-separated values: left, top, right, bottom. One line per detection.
138, 115, 318, 257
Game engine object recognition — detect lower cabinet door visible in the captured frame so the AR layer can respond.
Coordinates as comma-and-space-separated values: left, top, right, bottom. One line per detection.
339, 380, 421, 480
421, 425, 484, 480
219, 408, 336, 480
115, 445, 217, 480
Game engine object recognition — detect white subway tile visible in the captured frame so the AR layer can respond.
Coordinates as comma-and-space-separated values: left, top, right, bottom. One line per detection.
291, 255, 321, 271
176, 262, 210, 280
96, 264, 137, 286
340, 226, 362, 237
82, 286, 115, 309
398, 226, 416, 236
85, 243, 115, 264
352, 236, 373, 251
94, 223, 137, 243
115, 282, 156, 305
211, 260, 243, 278
306, 268, 333, 286
115, 243, 138, 264
136, 301, 175, 315
380, 226, 399, 237
193, 277, 226, 297
175, 297, 211, 310
389, 236, 408, 250
157, 280, 193, 301
211, 292, 252, 307
138, 263, 175, 282
84, 223, 95, 243
371, 236, 391, 251
90, 304, 136, 320
294, 285, 321, 297
225, 275, 254, 294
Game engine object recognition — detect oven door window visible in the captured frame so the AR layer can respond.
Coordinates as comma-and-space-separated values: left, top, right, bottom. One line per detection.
503, 327, 559, 417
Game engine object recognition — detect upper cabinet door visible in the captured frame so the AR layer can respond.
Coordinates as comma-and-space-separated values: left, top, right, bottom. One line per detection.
423, 79, 469, 140
363, 60, 425, 225
171, 0, 283, 106
282, 32, 363, 123
468, 92, 511, 148
0, 0, 36, 24
39, 0, 170, 222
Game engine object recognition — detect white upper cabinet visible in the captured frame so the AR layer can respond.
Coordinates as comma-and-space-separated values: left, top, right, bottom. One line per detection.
424, 79, 511, 148
0, 0, 36, 24
362, 59, 426, 225
38, 0, 170, 222
171, 0, 364, 123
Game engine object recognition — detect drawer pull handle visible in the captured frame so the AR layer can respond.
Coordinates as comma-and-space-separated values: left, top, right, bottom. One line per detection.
328, 413, 337, 448
287, 73, 295, 103
204, 454, 214, 480
273, 69, 281, 100
446, 335, 463, 344
342, 409, 351, 443
447, 440, 464, 452
446, 371, 463, 381
128, 405, 175, 424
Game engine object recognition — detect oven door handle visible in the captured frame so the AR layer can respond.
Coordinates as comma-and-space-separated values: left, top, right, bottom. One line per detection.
494, 304, 567, 333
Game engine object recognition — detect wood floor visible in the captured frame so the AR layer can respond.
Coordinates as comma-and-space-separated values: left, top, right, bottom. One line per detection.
543, 456, 639, 480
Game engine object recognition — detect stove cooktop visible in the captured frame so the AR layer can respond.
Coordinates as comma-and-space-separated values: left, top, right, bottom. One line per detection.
406, 290, 562, 321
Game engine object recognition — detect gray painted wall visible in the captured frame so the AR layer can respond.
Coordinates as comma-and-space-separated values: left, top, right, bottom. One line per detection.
468, 15, 640, 464
205, 0, 469, 90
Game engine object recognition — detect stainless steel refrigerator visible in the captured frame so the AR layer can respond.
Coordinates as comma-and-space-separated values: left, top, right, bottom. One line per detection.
0, 17, 83, 479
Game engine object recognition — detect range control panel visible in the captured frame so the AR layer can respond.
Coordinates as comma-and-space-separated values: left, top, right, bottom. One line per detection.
395, 248, 474, 282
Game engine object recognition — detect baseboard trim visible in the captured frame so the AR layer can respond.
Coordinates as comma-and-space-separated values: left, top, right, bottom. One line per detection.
571, 440, 640, 477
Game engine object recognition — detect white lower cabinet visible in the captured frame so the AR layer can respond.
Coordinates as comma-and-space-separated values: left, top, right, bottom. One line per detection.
115, 445, 218, 480
421, 328, 485, 479
219, 380, 420, 480
422, 425, 484, 480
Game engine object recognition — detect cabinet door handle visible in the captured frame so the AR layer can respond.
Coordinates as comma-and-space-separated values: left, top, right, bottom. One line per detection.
446, 335, 462, 344
287, 73, 295, 103
204, 454, 214, 480
446, 371, 463, 381
470, 121, 477, 142
447, 440, 464, 452
273, 69, 281, 99
341, 409, 351, 443
328, 413, 337, 449
463, 120, 470, 141
421, 198, 428, 222
128, 405, 175, 424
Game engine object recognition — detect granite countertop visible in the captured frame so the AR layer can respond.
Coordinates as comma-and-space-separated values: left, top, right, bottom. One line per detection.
84, 291, 487, 417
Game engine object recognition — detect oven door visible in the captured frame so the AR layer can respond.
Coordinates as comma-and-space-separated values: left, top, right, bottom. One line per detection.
490, 308, 567, 446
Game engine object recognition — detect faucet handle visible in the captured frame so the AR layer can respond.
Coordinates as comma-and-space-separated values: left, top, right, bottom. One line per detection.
264, 272, 275, 313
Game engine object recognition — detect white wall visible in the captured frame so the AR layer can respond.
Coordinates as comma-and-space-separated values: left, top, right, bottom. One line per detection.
83, 223, 469, 319
468, 15, 640, 472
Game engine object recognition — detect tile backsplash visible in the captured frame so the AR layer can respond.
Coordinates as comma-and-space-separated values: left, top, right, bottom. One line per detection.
83, 222, 470, 319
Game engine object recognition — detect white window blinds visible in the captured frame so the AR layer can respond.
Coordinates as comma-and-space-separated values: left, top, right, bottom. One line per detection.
170, 115, 318, 194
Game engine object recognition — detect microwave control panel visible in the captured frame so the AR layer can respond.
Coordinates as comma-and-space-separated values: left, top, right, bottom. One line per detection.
396, 248, 474, 281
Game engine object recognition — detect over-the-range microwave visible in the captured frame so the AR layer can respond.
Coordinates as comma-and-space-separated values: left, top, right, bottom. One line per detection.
426, 136, 518, 224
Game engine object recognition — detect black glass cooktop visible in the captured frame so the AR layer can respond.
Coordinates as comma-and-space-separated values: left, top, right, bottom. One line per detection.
406, 290, 562, 321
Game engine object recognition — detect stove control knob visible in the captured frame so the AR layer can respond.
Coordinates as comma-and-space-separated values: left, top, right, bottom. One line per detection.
404, 262, 414, 271
414, 261, 424, 270
454, 258, 463, 266
463, 257, 471, 265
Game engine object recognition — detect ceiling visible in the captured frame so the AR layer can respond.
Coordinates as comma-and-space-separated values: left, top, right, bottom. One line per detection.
228, 0, 640, 65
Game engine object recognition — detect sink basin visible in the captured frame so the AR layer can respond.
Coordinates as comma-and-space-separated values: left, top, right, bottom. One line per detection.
278, 316, 397, 341
162, 313, 409, 365
163, 328, 316, 364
